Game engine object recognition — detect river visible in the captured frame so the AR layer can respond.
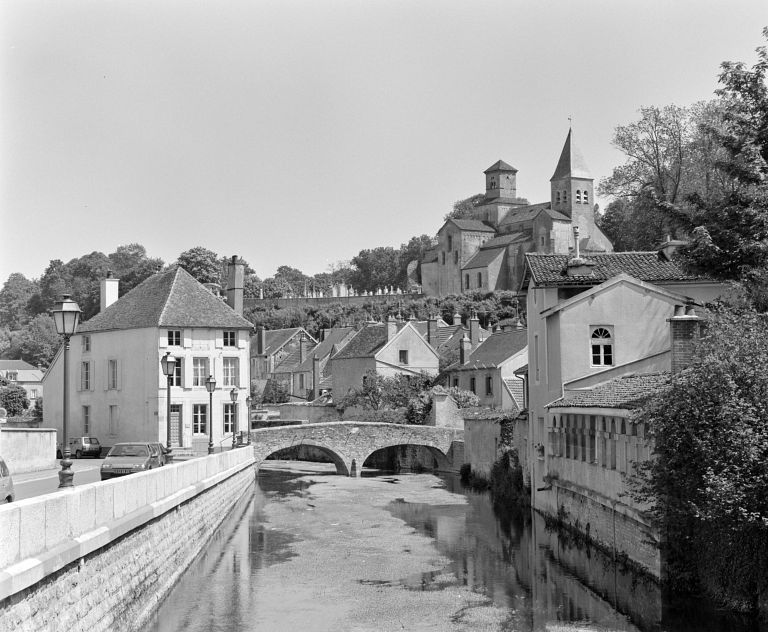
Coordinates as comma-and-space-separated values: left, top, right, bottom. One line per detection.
144, 463, 766, 632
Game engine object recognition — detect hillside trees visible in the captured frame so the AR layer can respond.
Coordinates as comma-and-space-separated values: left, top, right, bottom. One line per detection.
0, 273, 38, 329
176, 247, 220, 284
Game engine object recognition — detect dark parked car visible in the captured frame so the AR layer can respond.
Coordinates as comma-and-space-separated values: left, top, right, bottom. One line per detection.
0, 457, 14, 503
100, 442, 163, 480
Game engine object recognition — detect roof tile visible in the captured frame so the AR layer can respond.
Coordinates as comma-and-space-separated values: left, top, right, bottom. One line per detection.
548, 373, 669, 409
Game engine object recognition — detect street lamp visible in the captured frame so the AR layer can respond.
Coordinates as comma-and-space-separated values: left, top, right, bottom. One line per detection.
205, 374, 216, 455
245, 395, 252, 445
160, 352, 176, 463
52, 294, 81, 488
230, 387, 238, 449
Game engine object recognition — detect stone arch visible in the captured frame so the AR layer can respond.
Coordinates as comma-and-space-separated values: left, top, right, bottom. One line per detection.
357, 441, 451, 477
254, 440, 353, 477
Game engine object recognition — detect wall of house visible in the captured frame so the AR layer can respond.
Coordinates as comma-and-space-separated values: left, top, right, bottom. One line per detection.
0, 448, 255, 630
332, 357, 376, 401
0, 428, 56, 474
375, 326, 439, 379
464, 418, 502, 476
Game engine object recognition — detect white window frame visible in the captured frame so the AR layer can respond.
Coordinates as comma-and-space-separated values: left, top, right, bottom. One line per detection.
223, 331, 236, 347
193, 404, 208, 434
108, 359, 118, 390
83, 405, 90, 434
81, 361, 91, 391
590, 326, 614, 367
172, 359, 183, 387
82, 336, 91, 352
168, 330, 181, 346
223, 357, 239, 387
193, 358, 209, 387
223, 403, 235, 434
398, 350, 409, 365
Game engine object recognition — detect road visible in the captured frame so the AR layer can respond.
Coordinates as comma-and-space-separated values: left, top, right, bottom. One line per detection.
12, 459, 104, 500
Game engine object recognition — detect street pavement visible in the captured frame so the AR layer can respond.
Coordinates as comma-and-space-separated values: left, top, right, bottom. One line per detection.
12, 459, 104, 500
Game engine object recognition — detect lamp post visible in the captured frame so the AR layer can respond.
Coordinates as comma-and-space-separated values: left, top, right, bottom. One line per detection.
206, 374, 216, 454
245, 395, 252, 445
160, 352, 177, 464
52, 294, 81, 488
230, 387, 238, 449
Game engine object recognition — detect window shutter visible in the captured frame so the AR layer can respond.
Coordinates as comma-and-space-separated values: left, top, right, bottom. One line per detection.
90, 361, 95, 391
118, 359, 122, 391
183, 329, 192, 348
237, 331, 246, 349
105, 360, 110, 391
159, 333, 168, 349
215, 332, 223, 349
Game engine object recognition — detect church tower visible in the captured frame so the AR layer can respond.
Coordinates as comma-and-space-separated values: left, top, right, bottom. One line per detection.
550, 129, 594, 225
484, 160, 518, 200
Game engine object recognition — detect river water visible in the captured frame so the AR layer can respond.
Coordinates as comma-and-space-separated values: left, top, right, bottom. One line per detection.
144, 464, 766, 632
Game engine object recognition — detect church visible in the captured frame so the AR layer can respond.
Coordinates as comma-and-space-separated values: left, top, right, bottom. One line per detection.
420, 130, 613, 296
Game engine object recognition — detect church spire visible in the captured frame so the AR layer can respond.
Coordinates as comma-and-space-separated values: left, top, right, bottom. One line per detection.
550, 128, 591, 181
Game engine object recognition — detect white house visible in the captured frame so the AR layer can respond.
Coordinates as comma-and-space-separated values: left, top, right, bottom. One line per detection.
43, 259, 252, 454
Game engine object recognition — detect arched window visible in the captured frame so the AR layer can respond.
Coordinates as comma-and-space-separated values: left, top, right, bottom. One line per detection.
477, 272, 482, 288
563, 190, 568, 203
465, 274, 470, 289
583, 190, 589, 204
556, 191, 561, 204
591, 327, 613, 366
576, 190, 582, 203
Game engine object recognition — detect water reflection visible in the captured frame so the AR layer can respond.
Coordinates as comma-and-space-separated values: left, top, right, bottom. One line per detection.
145, 467, 766, 632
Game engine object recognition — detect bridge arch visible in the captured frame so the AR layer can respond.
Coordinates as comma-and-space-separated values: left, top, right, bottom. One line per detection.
254, 439, 354, 476
362, 443, 451, 473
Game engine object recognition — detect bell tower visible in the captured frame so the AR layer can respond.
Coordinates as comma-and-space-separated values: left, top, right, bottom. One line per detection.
550, 129, 594, 225
484, 160, 517, 200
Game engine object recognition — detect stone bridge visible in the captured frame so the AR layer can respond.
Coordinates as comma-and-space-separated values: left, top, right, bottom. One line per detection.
250, 421, 464, 476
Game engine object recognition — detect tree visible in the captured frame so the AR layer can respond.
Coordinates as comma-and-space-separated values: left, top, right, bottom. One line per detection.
338, 371, 433, 421
444, 193, 485, 221
8, 314, 60, 368
397, 234, 435, 288
0, 382, 29, 416
348, 247, 401, 292
176, 247, 221, 284
108, 244, 164, 295
261, 379, 290, 404
0, 273, 38, 329
631, 306, 768, 610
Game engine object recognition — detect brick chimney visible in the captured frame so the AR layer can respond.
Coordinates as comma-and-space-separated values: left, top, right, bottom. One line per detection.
299, 333, 308, 364
566, 226, 596, 277
100, 271, 119, 312
226, 255, 245, 316
312, 356, 321, 399
386, 315, 397, 341
427, 314, 438, 346
453, 312, 461, 326
669, 305, 701, 373
460, 334, 471, 365
469, 311, 480, 347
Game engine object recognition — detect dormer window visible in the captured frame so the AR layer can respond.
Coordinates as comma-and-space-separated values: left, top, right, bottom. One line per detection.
591, 327, 614, 366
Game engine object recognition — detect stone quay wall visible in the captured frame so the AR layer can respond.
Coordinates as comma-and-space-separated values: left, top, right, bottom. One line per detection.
0, 447, 255, 632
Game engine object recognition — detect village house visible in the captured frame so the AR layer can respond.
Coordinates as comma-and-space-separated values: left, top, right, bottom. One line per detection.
250, 327, 315, 385
290, 327, 357, 399
420, 130, 613, 296
43, 259, 252, 454
330, 317, 440, 398
0, 360, 44, 409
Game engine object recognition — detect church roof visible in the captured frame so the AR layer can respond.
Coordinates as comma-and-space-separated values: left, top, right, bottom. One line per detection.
498, 202, 570, 226
524, 252, 703, 287
79, 267, 253, 333
484, 160, 518, 174
479, 233, 528, 249
551, 129, 592, 181
447, 219, 496, 233
463, 247, 506, 271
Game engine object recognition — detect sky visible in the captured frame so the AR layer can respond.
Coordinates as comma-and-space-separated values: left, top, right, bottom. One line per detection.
1, 0, 766, 285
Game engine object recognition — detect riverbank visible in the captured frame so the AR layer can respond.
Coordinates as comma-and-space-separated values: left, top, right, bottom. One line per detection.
250, 463, 508, 631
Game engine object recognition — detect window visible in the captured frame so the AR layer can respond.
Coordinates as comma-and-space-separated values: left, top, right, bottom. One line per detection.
399, 350, 409, 365
442, 252, 446, 265
534, 334, 540, 382
299, 374, 305, 390
583, 190, 589, 204
83, 405, 90, 434
477, 272, 482, 288
223, 331, 236, 347
485, 375, 493, 395
454, 250, 459, 264
223, 357, 239, 386
109, 405, 119, 435
108, 359, 118, 390
447, 235, 453, 252
540, 235, 545, 247
6, 372, 17, 381
29, 389, 38, 400
470, 377, 476, 394
591, 327, 614, 366
81, 361, 91, 390
576, 189, 582, 203
168, 330, 181, 346
563, 190, 568, 203
172, 359, 183, 387
464, 274, 469, 290
82, 336, 91, 352
193, 404, 208, 434
556, 191, 561, 204
452, 378, 459, 388
193, 358, 209, 386
223, 403, 235, 433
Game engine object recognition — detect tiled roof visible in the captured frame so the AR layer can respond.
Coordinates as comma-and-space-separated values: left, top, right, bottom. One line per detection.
479, 233, 527, 249
551, 129, 592, 180
498, 202, 571, 225
479, 197, 529, 206
504, 378, 525, 408
461, 407, 520, 421
0, 360, 37, 371
484, 160, 518, 173
448, 219, 496, 233
262, 328, 306, 356
79, 267, 253, 333
463, 247, 505, 271
525, 252, 703, 287
548, 373, 670, 409
331, 324, 388, 360
450, 330, 527, 371
275, 339, 318, 373
295, 327, 356, 372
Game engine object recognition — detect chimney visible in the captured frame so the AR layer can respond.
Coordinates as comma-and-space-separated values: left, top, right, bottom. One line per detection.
566, 226, 596, 277
258, 327, 267, 355
312, 356, 321, 399
427, 314, 438, 346
453, 312, 461, 326
386, 315, 397, 341
100, 271, 119, 312
460, 334, 471, 365
226, 255, 245, 316
669, 305, 701, 373
299, 333, 308, 364
469, 310, 480, 347
657, 235, 688, 261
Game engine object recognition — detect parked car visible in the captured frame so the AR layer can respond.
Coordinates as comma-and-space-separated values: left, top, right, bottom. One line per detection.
100, 442, 163, 480
148, 442, 169, 466
0, 457, 15, 503
70, 436, 101, 459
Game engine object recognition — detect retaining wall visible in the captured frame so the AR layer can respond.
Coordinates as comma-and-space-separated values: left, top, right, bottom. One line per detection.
0, 428, 57, 474
0, 447, 255, 631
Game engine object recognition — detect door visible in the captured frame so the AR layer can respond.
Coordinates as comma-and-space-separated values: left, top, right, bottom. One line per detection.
170, 404, 182, 447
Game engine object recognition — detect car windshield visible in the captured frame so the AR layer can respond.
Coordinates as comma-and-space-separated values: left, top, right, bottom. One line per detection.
109, 444, 148, 457
86, 438, 100, 445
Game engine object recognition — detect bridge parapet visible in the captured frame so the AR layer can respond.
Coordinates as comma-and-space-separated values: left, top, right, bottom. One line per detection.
250, 421, 464, 476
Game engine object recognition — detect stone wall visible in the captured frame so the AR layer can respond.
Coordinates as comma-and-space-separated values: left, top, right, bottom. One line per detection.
267, 402, 341, 424
0, 428, 57, 474
0, 448, 254, 631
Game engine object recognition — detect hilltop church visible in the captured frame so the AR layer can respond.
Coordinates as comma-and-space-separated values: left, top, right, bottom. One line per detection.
420, 130, 613, 296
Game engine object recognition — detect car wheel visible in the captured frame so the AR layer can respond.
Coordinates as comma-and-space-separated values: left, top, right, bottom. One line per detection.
75, 450, 82, 459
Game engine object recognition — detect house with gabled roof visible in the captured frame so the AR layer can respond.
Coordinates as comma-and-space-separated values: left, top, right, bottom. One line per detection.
444, 329, 527, 412
290, 326, 357, 399
43, 260, 252, 453
0, 360, 44, 408
420, 129, 613, 296
331, 318, 439, 399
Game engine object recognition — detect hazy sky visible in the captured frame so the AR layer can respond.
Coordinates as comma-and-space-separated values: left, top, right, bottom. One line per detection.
1, 0, 766, 284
